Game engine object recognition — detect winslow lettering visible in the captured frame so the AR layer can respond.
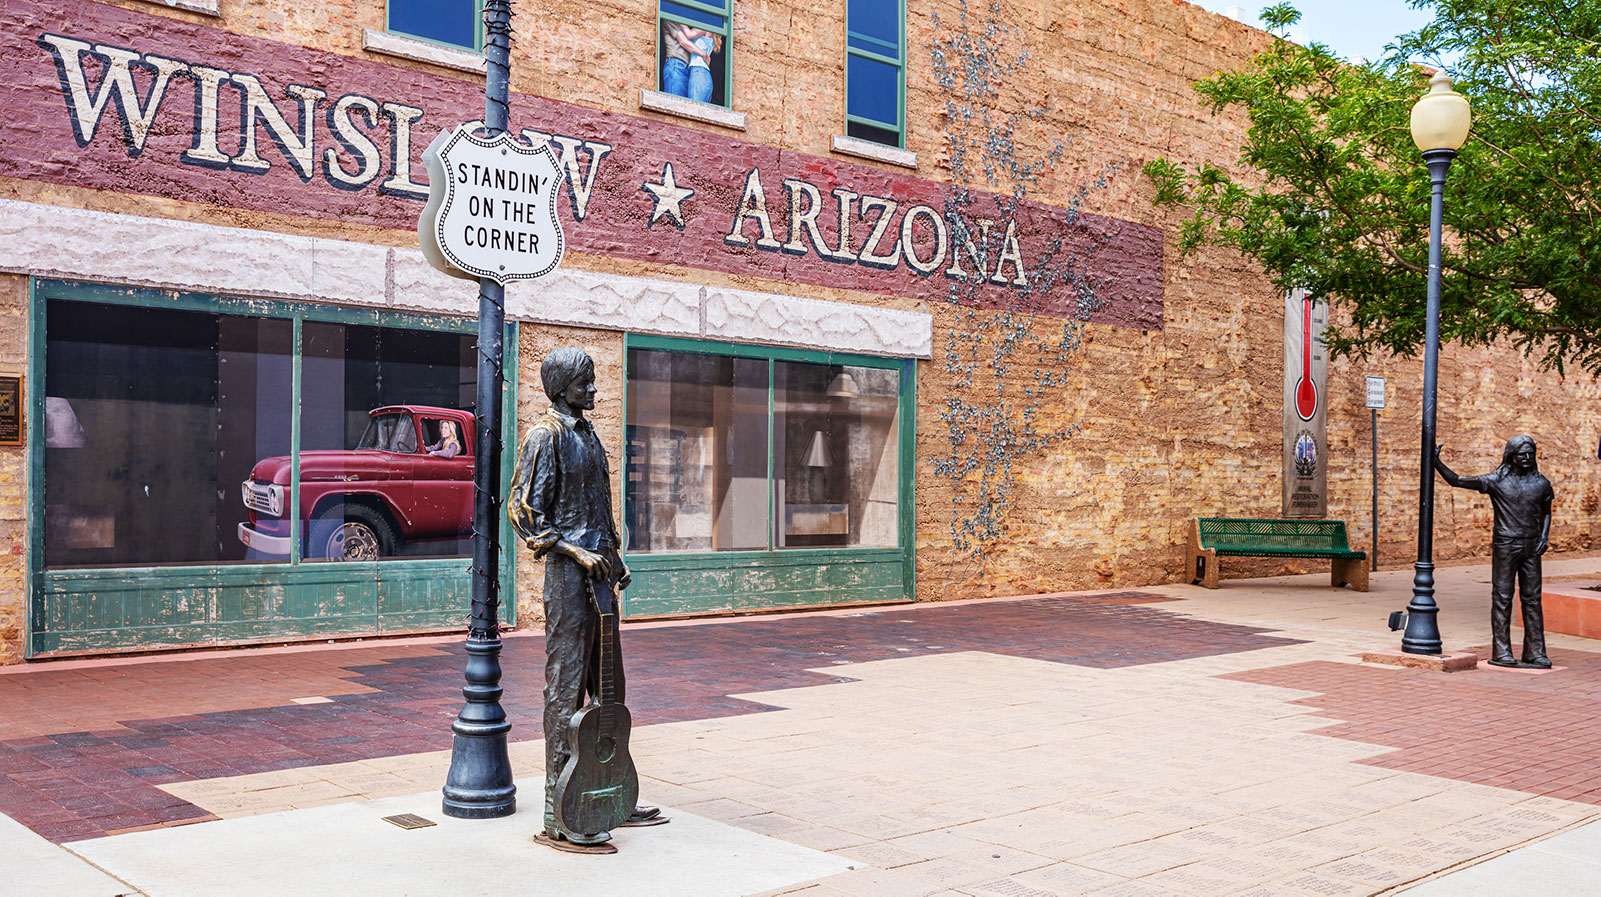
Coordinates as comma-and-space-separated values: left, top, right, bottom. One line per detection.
37, 32, 610, 212
34, 28, 1045, 290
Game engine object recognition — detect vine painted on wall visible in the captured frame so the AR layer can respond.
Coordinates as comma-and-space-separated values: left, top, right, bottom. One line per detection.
929, 1, 1119, 571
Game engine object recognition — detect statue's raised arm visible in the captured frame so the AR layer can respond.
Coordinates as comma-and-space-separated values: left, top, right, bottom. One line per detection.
1433, 445, 1482, 490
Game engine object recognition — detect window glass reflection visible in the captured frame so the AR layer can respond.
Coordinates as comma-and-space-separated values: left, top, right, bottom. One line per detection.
44, 300, 291, 568
774, 362, 900, 549
292, 322, 476, 562
625, 349, 768, 552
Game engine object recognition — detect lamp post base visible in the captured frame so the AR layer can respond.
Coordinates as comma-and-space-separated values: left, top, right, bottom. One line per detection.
441, 633, 516, 819
1402, 561, 1443, 655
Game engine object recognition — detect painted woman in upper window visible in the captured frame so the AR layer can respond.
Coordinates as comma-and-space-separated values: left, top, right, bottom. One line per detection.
679, 27, 721, 104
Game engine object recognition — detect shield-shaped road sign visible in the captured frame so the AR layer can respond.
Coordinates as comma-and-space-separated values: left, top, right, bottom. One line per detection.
418, 124, 566, 284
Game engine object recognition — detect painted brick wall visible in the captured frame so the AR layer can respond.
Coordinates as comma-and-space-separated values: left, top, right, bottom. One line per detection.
511, 326, 626, 628
2, 0, 1598, 662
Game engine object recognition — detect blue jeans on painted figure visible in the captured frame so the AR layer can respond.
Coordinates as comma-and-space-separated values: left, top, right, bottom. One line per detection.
661, 58, 688, 97
688, 66, 713, 104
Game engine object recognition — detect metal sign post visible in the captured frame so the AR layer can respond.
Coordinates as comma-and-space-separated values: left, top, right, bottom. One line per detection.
428, 0, 560, 821
1365, 377, 1385, 572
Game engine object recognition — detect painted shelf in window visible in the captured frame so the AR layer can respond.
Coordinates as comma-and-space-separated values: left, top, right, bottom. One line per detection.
639, 90, 747, 131
363, 29, 485, 75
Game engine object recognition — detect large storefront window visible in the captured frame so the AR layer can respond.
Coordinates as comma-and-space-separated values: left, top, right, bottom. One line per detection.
44, 300, 292, 568
624, 339, 909, 554
621, 337, 913, 617
625, 350, 768, 552
774, 360, 900, 549
298, 322, 476, 561
43, 301, 478, 567
32, 283, 510, 657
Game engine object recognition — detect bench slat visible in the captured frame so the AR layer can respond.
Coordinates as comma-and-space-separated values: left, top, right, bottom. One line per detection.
1196, 517, 1363, 558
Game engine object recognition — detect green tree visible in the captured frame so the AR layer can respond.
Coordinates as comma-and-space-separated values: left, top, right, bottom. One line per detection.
1145, 1, 1601, 375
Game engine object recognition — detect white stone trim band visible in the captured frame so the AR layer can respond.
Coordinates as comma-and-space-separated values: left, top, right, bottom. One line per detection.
0, 199, 933, 359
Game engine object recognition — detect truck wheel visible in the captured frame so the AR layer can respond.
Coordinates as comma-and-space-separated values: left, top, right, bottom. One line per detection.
310, 503, 397, 561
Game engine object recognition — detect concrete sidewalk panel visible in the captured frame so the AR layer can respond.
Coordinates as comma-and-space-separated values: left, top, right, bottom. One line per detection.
1404, 820, 1601, 895
64, 790, 855, 897
1, 812, 138, 897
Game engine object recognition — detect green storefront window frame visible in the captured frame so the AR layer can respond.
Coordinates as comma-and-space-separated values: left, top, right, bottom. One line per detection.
620, 333, 917, 618
844, 0, 906, 148
386, 0, 486, 53
656, 0, 735, 110
25, 279, 519, 657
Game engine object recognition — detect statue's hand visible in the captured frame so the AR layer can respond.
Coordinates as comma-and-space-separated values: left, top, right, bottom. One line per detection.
572, 547, 610, 581
1537, 540, 1549, 556
617, 563, 632, 590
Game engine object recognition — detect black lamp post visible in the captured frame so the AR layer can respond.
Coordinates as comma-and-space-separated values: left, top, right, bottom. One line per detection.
441, 0, 517, 817
1402, 73, 1471, 656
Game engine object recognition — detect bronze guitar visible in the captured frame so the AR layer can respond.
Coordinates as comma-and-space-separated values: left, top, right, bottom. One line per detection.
553, 577, 638, 839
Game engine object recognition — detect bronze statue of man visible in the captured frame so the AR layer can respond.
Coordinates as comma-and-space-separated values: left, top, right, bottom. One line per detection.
508, 347, 661, 850
1436, 435, 1555, 669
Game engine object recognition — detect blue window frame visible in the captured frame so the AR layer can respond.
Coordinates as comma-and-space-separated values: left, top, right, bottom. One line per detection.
388, 0, 484, 52
657, 0, 733, 109
845, 0, 905, 148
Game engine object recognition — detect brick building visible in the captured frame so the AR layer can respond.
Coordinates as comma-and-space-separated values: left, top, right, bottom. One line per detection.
0, 0, 1595, 663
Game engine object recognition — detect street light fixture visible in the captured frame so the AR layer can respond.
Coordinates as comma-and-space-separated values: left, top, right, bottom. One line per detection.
1401, 72, 1471, 655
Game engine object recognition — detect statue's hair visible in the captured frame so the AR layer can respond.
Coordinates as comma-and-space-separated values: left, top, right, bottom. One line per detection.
541, 347, 594, 402
1497, 434, 1538, 474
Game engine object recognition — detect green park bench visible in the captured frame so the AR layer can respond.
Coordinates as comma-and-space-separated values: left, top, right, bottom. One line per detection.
1186, 518, 1368, 591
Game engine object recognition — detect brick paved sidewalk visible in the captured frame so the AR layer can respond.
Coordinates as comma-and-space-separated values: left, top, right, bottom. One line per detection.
8, 555, 1601, 895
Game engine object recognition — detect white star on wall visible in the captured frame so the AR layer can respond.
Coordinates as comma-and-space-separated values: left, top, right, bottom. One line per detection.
641, 162, 695, 229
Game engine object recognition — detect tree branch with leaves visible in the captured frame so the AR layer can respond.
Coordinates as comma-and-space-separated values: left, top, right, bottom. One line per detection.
1145, 1, 1601, 376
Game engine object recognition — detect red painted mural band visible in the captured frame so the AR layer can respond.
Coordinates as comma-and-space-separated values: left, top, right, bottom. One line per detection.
2, 0, 1163, 328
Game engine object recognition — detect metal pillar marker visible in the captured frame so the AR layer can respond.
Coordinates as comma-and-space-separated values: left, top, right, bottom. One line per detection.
412, 0, 566, 819
1366, 376, 1384, 572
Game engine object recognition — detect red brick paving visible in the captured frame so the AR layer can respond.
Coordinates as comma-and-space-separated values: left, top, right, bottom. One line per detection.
0, 593, 1293, 842
0, 645, 444, 740
1226, 645, 1601, 805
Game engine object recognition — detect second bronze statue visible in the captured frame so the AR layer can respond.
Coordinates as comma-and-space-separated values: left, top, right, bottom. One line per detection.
508, 347, 667, 853
1435, 436, 1555, 669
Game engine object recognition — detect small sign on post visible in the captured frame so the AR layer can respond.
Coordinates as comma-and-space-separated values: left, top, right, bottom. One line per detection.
1365, 376, 1386, 410
418, 124, 566, 284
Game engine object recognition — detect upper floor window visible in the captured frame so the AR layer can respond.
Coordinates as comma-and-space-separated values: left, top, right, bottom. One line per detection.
658, 0, 731, 108
845, 0, 904, 148
388, 0, 483, 52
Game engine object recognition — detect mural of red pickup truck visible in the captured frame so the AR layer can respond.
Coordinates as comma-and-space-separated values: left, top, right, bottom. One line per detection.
238, 405, 475, 561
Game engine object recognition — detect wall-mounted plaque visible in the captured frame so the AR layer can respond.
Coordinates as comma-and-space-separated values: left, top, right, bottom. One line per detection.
0, 376, 21, 446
